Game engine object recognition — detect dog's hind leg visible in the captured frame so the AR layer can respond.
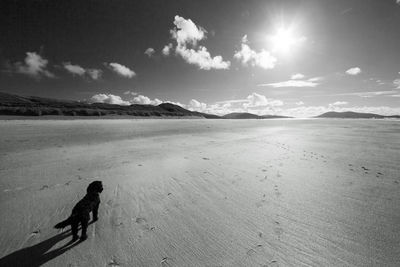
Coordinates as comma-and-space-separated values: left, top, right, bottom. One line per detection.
80, 217, 89, 241
71, 218, 79, 241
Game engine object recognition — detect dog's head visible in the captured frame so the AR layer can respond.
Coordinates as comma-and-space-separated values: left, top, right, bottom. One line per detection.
87, 181, 103, 194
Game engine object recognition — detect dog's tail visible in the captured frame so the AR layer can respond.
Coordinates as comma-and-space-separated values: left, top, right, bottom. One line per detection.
54, 217, 73, 229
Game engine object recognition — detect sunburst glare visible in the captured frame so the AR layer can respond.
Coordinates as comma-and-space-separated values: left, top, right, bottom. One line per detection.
268, 25, 306, 55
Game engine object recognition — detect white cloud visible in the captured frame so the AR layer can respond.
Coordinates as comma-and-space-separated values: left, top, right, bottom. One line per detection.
246, 92, 283, 107
393, 79, 400, 89
171, 15, 206, 45
89, 93, 163, 106
86, 69, 103, 80
89, 94, 131, 105
123, 90, 138, 95
258, 80, 319, 87
108, 63, 136, 78
234, 40, 277, 69
63, 62, 103, 80
330, 101, 348, 106
397, 0, 400, 5
207, 93, 284, 115
291, 73, 305, 80
144, 48, 155, 57
62, 62, 102, 80
296, 101, 304, 106
14, 52, 55, 79
169, 15, 230, 70
307, 77, 323, 82
346, 67, 362, 75
131, 95, 162, 105
63, 62, 86, 76
162, 43, 173, 56
187, 99, 207, 112
175, 45, 230, 70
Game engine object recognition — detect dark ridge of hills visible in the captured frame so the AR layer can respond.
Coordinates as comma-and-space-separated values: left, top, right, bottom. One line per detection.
316, 111, 400, 119
191, 111, 221, 119
0, 92, 219, 118
222, 112, 263, 119
222, 112, 291, 119
261, 114, 292, 119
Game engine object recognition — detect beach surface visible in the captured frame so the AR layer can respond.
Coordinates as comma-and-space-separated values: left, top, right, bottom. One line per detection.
0, 119, 399, 266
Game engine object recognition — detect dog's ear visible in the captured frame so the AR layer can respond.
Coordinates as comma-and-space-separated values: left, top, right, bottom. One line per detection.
87, 181, 103, 193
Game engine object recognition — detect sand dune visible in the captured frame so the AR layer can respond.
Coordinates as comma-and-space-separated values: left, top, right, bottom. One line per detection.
0, 119, 399, 266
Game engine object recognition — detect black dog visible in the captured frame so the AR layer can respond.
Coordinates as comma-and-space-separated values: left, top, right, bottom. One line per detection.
54, 181, 103, 241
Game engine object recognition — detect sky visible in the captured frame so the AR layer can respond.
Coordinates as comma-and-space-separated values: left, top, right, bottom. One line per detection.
1, 0, 400, 117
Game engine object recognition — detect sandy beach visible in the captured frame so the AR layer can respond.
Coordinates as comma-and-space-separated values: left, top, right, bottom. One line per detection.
0, 119, 399, 266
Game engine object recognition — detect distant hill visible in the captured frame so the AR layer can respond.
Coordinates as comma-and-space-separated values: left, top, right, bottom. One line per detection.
223, 112, 262, 119
222, 112, 291, 119
316, 111, 400, 119
0, 92, 219, 118
261, 114, 292, 119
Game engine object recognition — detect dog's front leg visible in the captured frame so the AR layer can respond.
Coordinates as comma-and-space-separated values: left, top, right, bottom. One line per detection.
92, 202, 99, 221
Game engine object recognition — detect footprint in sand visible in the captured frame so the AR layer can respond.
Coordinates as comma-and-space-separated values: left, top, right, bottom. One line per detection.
65, 181, 71, 186
108, 257, 121, 266
274, 225, 283, 238
273, 215, 283, 238
202, 157, 210, 160
136, 217, 147, 224
246, 244, 263, 256
255, 199, 267, 208
262, 260, 279, 267
113, 220, 123, 227
135, 217, 154, 231
39, 185, 49, 190
274, 186, 281, 197
30, 230, 40, 236
161, 257, 174, 266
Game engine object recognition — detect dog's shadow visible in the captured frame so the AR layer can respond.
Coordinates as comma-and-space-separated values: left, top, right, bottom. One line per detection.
0, 222, 94, 267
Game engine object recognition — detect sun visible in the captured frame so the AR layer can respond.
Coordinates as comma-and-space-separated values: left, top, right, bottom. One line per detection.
269, 26, 305, 55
